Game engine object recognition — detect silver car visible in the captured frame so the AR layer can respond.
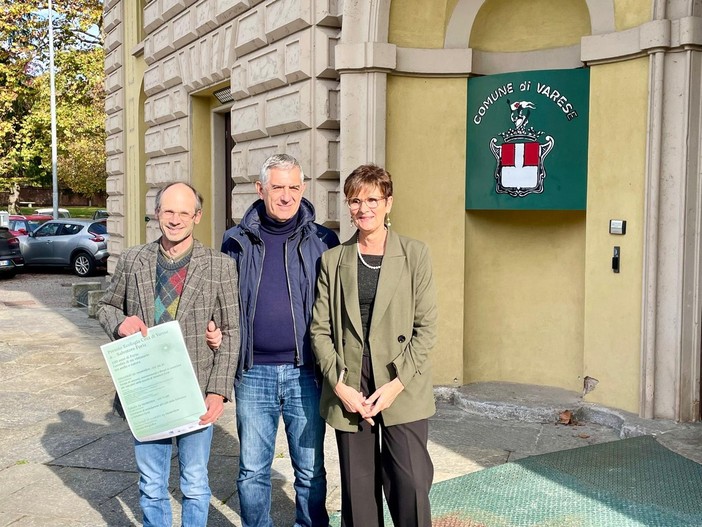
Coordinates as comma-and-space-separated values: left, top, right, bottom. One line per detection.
20, 219, 109, 276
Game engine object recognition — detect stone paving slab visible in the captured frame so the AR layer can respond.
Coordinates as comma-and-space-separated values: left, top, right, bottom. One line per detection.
0, 348, 25, 364
0, 514, 23, 526
13, 350, 87, 366
42, 372, 114, 397
0, 424, 62, 467
0, 361, 28, 380
0, 392, 94, 427
50, 430, 137, 472
0, 463, 49, 499
657, 426, 702, 464
7, 466, 135, 516
1, 366, 100, 394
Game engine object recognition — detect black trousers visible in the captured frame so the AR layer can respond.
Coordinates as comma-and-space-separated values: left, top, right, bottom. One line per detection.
335, 355, 433, 527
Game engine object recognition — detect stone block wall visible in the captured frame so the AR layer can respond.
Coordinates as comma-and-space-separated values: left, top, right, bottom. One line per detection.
227, 1, 341, 226
104, 0, 343, 248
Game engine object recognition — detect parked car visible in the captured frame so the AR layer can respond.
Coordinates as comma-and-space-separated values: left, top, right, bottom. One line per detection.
34, 207, 71, 218
8, 214, 53, 236
0, 227, 24, 278
20, 219, 109, 276
92, 209, 109, 220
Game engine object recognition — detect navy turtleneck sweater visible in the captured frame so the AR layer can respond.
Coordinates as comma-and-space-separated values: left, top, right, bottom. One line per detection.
252, 208, 299, 365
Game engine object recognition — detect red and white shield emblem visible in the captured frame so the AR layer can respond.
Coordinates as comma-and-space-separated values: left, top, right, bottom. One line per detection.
500, 142, 540, 189
490, 136, 554, 197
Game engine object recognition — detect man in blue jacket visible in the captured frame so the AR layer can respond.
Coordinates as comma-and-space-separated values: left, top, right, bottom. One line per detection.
208, 154, 338, 527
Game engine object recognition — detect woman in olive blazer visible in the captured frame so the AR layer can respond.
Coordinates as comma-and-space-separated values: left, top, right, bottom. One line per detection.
311, 164, 438, 527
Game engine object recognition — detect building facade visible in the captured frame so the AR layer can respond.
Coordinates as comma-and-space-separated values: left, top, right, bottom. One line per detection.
104, 0, 702, 422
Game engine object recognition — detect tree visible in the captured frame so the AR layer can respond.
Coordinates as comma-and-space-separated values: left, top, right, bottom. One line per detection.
0, 0, 104, 197
19, 46, 107, 196
1, 1, 102, 74
58, 46, 106, 197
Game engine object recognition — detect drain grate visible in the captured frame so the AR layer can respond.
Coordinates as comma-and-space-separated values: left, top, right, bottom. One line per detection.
75, 289, 89, 307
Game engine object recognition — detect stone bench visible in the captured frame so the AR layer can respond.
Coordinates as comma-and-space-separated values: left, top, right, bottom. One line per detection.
87, 289, 106, 318
72, 282, 108, 319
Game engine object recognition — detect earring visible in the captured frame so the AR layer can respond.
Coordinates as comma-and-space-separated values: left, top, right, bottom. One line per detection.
385, 213, 391, 228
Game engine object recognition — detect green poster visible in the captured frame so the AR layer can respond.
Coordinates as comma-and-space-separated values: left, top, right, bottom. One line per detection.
466, 69, 589, 210
101, 320, 208, 442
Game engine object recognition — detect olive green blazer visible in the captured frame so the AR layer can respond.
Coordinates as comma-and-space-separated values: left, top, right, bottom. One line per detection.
311, 229, 438, 432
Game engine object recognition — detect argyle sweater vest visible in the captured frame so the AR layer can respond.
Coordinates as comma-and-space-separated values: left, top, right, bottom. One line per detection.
154, 249, 191, 324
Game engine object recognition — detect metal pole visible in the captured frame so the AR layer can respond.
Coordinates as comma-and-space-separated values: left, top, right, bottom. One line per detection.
48, 0, 58, 219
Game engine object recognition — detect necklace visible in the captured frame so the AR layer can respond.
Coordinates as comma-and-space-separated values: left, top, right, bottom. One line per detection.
357, 245, 382, 270
357, 234, 384, 270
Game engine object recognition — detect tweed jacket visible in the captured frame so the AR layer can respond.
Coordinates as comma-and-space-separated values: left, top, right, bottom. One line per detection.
97, 239, 240, 401
311, 229, 438, 432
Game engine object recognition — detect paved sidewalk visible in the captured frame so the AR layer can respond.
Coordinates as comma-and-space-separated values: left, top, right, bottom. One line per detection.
1, 283, 701, 526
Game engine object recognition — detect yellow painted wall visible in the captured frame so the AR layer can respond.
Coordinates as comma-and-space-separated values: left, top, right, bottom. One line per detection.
123, 2, 147, 250
389, 0, 454, 48
614, 0, 652, 31
191, 96, 214, 247
470, 0, 590, 52
386, 76, 467, 385
386, 0, 653, 402
464, 212, 586, 388
461, 0, 591, 390
582, 58, 648, 413
389, 0, 651, 49
385, 0, 593, 390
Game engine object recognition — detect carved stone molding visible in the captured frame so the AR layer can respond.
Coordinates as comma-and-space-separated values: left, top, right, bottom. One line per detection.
145, 152, 191, 184
583, 17, 702, 65
144, 86, 189, 126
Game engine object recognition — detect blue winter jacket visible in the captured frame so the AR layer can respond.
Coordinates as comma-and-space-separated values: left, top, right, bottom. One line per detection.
221, 198, 339, 383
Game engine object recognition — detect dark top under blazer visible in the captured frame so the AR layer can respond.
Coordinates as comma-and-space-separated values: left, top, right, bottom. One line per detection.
311, 229, 438, 432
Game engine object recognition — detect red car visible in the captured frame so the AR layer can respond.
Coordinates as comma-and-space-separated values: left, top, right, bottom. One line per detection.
8, 214, 53, 237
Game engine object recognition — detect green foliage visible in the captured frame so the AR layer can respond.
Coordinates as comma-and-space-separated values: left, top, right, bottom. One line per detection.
26, 46, 107, 195
0, 0, 105, 197
18, 206, 102, 218
67, 206, 102, 218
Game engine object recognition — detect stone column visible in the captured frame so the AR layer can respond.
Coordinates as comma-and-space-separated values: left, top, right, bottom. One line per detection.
336, 0, 393, 241
582, 0, 702, 420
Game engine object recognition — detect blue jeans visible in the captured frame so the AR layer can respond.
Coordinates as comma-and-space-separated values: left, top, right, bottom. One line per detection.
134, 425, 213, 527
236, 364, 328, 527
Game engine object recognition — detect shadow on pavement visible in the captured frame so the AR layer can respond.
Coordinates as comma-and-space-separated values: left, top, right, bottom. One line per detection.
40, 407, 298, 526
41, 409, 140, 525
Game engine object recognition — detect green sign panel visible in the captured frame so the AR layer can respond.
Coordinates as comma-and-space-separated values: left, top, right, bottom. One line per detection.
466, 69, 590, 210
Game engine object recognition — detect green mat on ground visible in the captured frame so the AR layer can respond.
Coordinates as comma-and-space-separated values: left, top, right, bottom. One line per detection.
331, 435, 702, 526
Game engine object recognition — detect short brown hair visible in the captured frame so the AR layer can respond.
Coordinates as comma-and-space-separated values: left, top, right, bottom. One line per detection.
343, 164, 393, 199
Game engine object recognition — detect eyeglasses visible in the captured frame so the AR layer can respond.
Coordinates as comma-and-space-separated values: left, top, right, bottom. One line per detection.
346, 197, 387, 211
159, 210, 198, 221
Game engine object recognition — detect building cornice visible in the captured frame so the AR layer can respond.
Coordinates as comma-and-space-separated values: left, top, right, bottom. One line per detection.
336, 43, 581, 78
335, 42, 397, 73
583, 17, 702, 65
336, 17, 702, 78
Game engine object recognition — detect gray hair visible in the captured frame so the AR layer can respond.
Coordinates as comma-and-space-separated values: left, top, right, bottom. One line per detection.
259, 154, 305, 186
154, 182, 204, 213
